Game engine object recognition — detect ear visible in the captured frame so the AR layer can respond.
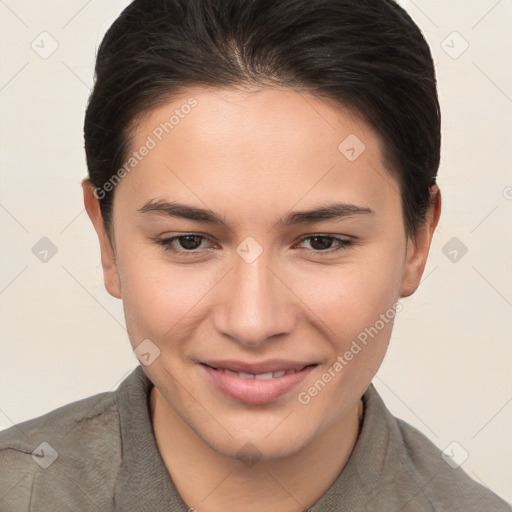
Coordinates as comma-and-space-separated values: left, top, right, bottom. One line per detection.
400, 185, 442, 298
82, 179, 122, 299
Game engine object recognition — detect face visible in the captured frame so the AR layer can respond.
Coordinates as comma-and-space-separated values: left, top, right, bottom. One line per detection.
84, 86, 439, 460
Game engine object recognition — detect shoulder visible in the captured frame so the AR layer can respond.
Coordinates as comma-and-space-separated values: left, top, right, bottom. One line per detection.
394, 416, 511, 511
351, 384, 511, 512
0, 388, 122, 511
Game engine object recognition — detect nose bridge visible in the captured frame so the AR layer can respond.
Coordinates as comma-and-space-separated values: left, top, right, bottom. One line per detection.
215, 246, 294, 346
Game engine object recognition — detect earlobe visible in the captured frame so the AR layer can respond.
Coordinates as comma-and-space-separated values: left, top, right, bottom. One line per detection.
399, 185, 442, 298
82, 179, 122, 299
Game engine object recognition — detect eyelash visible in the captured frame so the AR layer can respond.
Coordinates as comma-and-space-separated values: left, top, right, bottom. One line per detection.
155, 234, 354, 257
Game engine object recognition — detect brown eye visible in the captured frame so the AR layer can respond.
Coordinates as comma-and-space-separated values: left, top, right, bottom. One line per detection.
156, 234, 210, 254
173, 235, 204, 250
308, 236, 336, 251
298, 235, 353, 253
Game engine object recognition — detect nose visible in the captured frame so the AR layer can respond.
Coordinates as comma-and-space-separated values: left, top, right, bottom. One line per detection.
213, 248, 296, 348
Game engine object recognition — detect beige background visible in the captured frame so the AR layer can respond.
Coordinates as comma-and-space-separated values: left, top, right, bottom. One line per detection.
0, 0, 511, 503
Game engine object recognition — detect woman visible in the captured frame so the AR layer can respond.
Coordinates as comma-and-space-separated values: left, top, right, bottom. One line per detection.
1, 0, 509, 510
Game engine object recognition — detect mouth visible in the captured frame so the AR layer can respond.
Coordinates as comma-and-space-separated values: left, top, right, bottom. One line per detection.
202, 363, 314, 379
199, 360, 318, 405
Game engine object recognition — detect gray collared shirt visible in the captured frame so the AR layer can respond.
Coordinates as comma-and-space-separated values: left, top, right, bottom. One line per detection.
0, 366, 510, 511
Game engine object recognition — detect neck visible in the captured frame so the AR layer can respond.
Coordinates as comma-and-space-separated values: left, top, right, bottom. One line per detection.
150, 387, 363, 512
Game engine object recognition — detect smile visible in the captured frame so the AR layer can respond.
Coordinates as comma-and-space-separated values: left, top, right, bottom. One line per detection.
199, 360, 318, 405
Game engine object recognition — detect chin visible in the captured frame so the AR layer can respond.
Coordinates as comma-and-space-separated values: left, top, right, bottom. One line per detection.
197, 424, 312, 463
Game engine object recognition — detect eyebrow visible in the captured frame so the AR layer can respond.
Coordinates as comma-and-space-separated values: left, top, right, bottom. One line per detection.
138, 200, 375, 228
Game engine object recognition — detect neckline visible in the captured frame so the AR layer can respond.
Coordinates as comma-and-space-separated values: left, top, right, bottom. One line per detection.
114, 366, 392, 511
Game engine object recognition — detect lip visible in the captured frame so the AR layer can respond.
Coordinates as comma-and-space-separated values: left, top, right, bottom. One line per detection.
199, 360, 317, 405
200, 359, 314, 374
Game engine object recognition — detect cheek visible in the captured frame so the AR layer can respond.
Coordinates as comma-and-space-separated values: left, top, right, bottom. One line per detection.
117, 248, 216, 347
292, 243, 404, 353
292, 253, 403, 419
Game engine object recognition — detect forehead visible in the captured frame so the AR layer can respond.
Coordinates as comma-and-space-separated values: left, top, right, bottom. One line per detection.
117, 86, 400, 220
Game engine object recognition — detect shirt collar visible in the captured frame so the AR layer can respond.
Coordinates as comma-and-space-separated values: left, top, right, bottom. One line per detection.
113, 365, 190, 511
307, 382, 395, 510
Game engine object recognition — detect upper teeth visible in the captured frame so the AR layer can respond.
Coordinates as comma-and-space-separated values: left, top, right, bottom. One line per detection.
223, 369, 291, 379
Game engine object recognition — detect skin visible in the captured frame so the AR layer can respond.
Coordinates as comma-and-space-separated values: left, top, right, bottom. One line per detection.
83, 85, 441, 511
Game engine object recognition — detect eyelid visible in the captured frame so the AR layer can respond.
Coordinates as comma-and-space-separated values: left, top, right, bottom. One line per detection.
295, 234, 354, 253
155, 233, 216, 253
